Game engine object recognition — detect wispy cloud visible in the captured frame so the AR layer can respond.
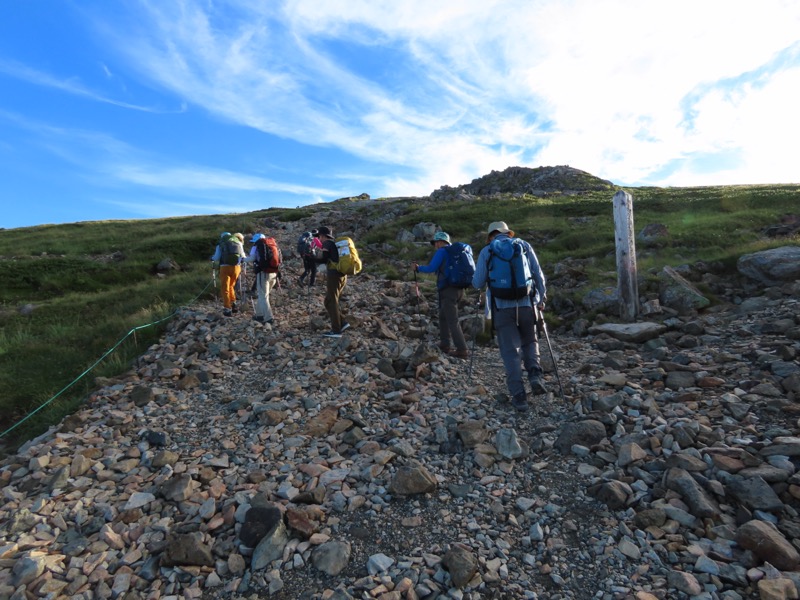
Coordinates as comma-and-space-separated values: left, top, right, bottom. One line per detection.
0, 108, 340, 218
112, 163, 338, 196
83, 0, 799, 190
0, 59, 181, 114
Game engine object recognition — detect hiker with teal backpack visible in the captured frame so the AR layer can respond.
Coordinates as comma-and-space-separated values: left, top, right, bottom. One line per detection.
211, 232, 246, 317
413, 231, 474, 359
472, 221, 548, 413
244, 233, 282, 324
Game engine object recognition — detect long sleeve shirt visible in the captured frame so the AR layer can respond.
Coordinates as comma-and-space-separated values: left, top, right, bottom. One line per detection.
242, 246, 257, 263
472, 234, 546, 309
416, 246, 449, 289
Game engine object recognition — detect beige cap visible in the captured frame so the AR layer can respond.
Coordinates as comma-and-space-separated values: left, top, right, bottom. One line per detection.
487, 221, 514, 240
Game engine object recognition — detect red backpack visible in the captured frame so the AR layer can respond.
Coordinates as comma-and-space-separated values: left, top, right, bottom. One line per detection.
255, 237, 282, 273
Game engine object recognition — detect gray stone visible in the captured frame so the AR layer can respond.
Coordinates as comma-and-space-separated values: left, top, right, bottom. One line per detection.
736, 519, 800, 571
312, 541, 352, 576
737, 246, 800, 285
442, 543, 478, 589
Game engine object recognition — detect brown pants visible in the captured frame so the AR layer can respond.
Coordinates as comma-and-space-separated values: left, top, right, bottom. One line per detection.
325, 270, 347, 332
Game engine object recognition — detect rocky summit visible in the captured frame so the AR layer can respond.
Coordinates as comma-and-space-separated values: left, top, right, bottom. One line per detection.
1, 222, 799, 600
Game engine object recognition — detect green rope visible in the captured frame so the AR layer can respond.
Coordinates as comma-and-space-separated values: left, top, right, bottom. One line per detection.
0, 280, 213, 441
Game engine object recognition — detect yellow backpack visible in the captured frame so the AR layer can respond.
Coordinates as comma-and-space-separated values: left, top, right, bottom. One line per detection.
330, 237, 362, 275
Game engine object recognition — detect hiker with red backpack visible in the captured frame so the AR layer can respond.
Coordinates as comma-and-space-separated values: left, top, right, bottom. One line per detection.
211, 231, 246, 317
413, 231, 475, 359
472, 221, 548, 413
244, 233, 282, 324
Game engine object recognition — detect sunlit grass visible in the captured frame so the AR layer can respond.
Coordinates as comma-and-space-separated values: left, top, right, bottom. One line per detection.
0, 185, 798, 454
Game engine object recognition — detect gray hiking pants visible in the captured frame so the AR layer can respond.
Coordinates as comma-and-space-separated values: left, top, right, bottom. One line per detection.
438, 287, 468, 352
494, 305, 543, 398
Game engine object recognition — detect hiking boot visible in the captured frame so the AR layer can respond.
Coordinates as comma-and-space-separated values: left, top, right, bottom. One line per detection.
340, 322, 350, 332
231, 303, 239, 314
253, 316, 265, 323
448, 349, 469, 359
322, 331, 342, 338
438, 343, 453, 353
530, 377, 548, 395
223, 308, 232, 317
511, 392, 530, 413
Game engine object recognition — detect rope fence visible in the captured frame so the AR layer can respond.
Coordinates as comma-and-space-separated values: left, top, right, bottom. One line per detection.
0, 278, 215, 441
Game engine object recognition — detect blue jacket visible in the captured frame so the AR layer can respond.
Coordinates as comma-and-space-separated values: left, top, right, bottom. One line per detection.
417, 246, 449, 289
472, 234, 546, 309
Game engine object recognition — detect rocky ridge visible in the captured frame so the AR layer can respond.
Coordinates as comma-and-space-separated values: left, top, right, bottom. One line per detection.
1, 225, 800, 600
430, 166, 615, 201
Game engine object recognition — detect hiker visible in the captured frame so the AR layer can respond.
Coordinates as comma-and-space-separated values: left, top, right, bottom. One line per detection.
413, 231, 470, 359
211, 231, 246, 317
298, 229, 323, 288
244, 233, 282, 324
317, 226, 350, 337
472, 221, 548, 412
232, 232, 246, 300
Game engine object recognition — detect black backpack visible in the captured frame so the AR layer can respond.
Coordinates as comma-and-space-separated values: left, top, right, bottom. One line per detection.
297, 232, 315, 257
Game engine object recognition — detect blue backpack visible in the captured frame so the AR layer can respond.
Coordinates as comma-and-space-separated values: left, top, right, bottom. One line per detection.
488, 237, 532, 300
442, 242, 476, 288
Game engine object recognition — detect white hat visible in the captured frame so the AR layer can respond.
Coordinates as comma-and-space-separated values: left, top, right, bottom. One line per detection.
487, 221, 513, 240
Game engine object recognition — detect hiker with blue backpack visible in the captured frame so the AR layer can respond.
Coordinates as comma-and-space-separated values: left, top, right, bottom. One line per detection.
472, 221, 548, 413
243, 233, 282, 324
413, 231, 475, 359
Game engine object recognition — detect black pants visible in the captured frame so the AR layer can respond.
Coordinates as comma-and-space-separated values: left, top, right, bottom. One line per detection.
299, 256, 317, 286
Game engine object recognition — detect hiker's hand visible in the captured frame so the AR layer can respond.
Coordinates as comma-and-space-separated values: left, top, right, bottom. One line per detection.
412, 262, 419, 272
537, 302, 545, 312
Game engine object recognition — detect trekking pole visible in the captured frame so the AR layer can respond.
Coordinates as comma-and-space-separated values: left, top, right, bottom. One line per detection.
413, 268, 420, 316
240, 261, 247, 311
212, 264, 219, 305
467, 292, 482, 381
535, 306, 566, 402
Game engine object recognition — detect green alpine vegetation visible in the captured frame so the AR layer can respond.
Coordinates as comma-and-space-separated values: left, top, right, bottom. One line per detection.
0, 179, 797, 455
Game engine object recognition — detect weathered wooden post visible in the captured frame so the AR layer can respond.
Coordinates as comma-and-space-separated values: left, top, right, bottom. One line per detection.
612, 190, 639, 322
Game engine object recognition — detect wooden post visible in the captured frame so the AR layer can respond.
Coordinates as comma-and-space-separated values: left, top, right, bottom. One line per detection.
612, 190, 639, 322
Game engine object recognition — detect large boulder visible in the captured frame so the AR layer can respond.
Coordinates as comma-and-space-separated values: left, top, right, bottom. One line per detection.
659, 266, 710, 314
737, 246, 800, 285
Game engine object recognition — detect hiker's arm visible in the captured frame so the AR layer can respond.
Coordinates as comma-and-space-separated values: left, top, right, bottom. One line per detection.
415, 248, 446, 274
210, 244, 221, 267
526, 242, 547, 308
471, 247, 489, 289
242, 246, 256, 263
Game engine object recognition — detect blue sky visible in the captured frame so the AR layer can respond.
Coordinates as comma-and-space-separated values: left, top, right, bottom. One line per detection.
2, 1, 799, 229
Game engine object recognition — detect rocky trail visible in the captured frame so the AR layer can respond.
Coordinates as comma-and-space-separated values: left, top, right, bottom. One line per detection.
1, 229, 800, 600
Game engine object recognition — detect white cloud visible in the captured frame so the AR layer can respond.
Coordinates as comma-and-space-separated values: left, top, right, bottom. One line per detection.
72, 1, 800, 189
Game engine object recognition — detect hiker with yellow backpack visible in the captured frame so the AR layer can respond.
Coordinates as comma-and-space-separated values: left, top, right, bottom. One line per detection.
316, 226, 362, 338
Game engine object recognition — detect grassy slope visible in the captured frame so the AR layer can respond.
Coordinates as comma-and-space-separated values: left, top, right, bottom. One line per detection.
0, 184, 797, 453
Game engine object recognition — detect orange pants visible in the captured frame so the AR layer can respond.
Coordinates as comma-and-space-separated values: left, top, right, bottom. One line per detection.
219, 265, 241, 308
